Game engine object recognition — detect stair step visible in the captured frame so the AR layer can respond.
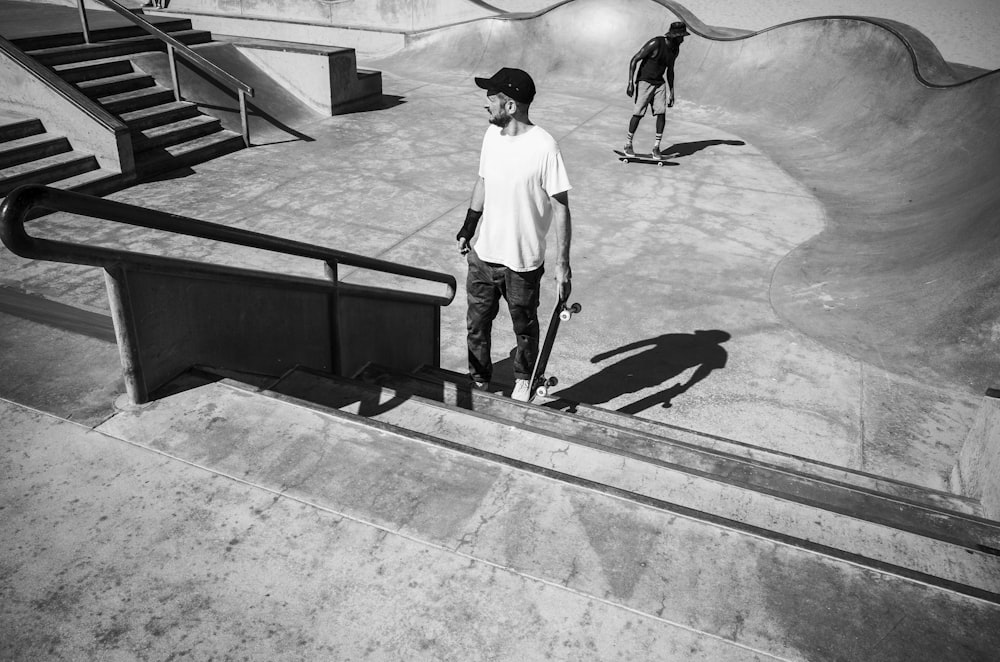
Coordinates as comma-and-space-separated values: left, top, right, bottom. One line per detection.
0, 116, 45, 142
0, 133, 72, 170
416, 365, 984, 517
93, 377, 1000, 660
52, 56, 136, 84
366, 365, 1000, 554
269, 367, 1000, 602
134, 130, 245, 178
10, 19, 194, 51
0, 151, 99, 196
47, 168, 123, 197
77, 71, 156, 99
119, 100, 202, 131
27, 30, 213, 66
98, 85, 176, 115
132, 115, 223, 151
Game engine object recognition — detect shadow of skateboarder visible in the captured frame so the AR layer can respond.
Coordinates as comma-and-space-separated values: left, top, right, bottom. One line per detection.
548, 329, 730, 414
662, 139, 745, 158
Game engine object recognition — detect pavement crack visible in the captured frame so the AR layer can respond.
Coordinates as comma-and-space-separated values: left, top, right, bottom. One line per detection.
455, 473, 514, 552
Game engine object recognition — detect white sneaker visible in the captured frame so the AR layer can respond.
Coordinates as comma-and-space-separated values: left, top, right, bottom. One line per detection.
511, 379, 532, 402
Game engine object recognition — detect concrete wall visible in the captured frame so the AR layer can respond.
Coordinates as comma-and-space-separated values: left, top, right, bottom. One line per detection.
953, 393, 1000, 519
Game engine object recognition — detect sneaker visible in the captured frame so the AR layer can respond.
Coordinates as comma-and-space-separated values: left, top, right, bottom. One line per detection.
622, 143, 635, 157
511, 378, 532, 402
651, 145, 663, 159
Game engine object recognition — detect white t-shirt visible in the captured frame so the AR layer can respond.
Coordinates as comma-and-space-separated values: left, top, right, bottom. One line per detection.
475, 124, 571, 271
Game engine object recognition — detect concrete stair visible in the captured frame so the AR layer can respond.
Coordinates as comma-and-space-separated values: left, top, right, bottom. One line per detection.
0, 110, 118, 197
89, 363, 1000, 659
11, 20, 245, 181
265, 364, 1000, 601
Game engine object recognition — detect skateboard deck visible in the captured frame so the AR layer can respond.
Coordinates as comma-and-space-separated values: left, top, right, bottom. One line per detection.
614, 149, 674, 166
528, 297, 582, 399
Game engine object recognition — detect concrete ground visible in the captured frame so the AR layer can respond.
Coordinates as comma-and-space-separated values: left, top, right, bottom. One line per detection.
4, 0, 998, 489
2, 0, 1000, 658
0, 69, 968, 486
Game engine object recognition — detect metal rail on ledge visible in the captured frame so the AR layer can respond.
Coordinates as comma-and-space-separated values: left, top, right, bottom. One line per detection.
0, 185, 457, 306
75, 0, 254, 146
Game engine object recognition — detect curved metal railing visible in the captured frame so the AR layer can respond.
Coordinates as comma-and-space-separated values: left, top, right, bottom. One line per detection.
0, 184, 456, 305
1, 184, 456, 402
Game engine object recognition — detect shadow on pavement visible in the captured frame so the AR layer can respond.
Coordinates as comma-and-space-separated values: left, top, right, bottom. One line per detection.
546, 329, 731, 415
665, 139, 746, 158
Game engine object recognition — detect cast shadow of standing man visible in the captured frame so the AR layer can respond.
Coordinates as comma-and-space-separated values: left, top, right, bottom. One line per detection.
548, 329, 730, 415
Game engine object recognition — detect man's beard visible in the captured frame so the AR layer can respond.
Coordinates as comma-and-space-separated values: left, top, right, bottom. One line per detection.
489, 110, 512, 128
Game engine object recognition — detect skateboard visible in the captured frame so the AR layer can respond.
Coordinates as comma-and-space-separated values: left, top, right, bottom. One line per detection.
528, 297, 582, 398
614, 149, 674, 166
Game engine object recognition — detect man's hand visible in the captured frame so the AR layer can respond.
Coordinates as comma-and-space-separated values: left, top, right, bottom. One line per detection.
456, 207, 482, 256
555, 262, 572, 302
668, 91, 675, 107
626, 82, 634, 98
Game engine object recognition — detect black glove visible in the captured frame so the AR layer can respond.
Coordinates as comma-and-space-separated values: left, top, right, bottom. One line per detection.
456, 208, 483, 243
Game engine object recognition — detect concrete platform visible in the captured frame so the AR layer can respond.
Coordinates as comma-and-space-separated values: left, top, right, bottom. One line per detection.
2, 0, 1000, 658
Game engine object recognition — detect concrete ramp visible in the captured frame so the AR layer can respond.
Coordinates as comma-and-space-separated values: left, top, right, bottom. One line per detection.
372, 0, 1000, 391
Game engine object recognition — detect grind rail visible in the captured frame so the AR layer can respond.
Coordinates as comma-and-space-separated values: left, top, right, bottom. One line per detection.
0, 184, 457, 403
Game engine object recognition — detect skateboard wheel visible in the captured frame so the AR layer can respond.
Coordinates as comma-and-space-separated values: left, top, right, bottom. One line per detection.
536, 386, 549, 397
657, 161, 665, 167
548, 376, 558, 387
559, 302, 581, 321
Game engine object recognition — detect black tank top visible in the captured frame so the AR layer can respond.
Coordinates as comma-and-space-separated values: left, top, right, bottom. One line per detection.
637, 36, 672, 84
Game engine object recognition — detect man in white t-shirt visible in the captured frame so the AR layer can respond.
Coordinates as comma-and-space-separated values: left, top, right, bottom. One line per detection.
455, 67, 572, 402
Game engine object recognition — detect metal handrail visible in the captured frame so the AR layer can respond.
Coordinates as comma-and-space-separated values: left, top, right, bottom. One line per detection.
0, 185, 457, 306
75, 0, 254, 145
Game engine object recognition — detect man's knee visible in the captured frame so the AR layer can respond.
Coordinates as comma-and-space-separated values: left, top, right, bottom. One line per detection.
509, 307, 540, 338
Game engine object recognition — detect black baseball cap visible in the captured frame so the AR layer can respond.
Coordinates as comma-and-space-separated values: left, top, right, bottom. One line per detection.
475, 67, 536, 104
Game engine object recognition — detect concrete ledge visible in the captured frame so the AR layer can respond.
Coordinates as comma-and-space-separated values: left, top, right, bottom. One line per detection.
217, 35, 382, 115
153, 0, 498, 31
146, 10, 406, 55
954, 391, 1000, 520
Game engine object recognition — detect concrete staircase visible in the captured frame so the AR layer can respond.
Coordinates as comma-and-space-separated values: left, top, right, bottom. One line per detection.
0, 109, 118, 196
10, 19, 244, 181
93, 362, 1000, 660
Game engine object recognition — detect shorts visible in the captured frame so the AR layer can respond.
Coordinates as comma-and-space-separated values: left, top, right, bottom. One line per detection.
633, 80, 667, 116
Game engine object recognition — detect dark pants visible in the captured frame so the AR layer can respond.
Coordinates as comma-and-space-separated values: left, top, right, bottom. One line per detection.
466, 248, 544, 382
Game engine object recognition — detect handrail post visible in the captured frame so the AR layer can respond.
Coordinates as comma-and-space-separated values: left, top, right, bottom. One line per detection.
324, 260, 338, 285
167, 44, 181, 101
238, 90, 250, 147
104, 265, 149, 404
76, 0, 92, 44
324, 260, 340, 374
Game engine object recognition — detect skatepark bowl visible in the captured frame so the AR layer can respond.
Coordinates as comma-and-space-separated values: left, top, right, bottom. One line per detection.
2, 0, 1000, 659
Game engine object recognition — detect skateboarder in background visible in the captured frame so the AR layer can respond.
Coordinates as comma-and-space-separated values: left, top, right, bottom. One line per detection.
624, 21, 690, 159
455, 67, 573, 402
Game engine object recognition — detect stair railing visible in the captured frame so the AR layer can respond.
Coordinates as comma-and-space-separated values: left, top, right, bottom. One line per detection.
74, 0, 254, 146
1, 185, 457, 403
